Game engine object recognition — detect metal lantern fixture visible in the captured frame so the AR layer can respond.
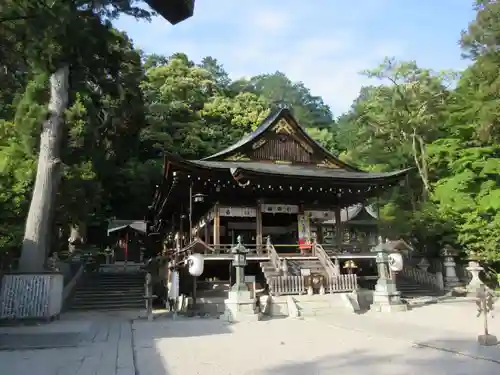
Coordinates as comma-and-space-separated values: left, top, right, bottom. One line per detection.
193, 193, 205, 203
343, 260, 358, 274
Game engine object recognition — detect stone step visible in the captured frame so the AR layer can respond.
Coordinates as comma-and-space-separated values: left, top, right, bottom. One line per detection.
70, 301, 144, 311
262, 266, 278, 272
81, 281, 144, 287
263, 271, 281, 277
84, 277, 144, 282
78, 282, 144, 290
83, 278, 144, 284
75, 285, 144, 292
68, 272, 145, 311
73, 292, 143, 300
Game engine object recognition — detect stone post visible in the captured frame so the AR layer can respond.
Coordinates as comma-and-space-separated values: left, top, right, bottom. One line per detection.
476, 284, 498, 346
144, 273, 154, 321
370, 240, 407, 313
441, 245, 460, 290
281, 258, 289, 277
334, 257, 341, 275
50, 252, 60, 272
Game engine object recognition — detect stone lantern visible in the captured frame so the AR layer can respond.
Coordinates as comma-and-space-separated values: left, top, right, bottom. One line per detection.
466, 251, 485, 296
369, 239, 407, 313
230, 236, 249, 293
222, 236, 262, 323
441, 245, 460, 290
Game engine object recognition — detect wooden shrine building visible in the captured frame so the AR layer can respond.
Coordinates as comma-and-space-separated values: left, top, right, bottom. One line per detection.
147, 107, 410, 298
149, 107, 408, 253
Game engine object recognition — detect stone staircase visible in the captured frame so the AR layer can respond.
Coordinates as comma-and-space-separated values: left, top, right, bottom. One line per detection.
69, 271, 145, 310
285, 259, 327, 277
260, 261, 281, 281
396, 275, 444, 298
260, 258, 328, 284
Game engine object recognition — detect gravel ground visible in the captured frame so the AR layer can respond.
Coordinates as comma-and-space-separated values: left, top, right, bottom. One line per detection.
133, 315, 500, 375
1, 302, 499, 375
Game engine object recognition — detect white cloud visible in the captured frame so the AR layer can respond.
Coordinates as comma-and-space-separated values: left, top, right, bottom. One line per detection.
115, 1, 404, 114
249, 9, 293, 33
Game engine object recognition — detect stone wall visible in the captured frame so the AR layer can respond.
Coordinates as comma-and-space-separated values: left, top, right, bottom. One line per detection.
0, 273, 63, 320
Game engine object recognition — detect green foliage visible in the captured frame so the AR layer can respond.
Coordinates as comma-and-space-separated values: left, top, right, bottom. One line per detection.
1, 0, 500, 264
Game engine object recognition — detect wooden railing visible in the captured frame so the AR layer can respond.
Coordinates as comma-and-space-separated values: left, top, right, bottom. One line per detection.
400, 264, 443, 290
269, 274, 358, 296
266, 237, 282, 273
313, 241, 339, 277
269, 276, 305, 295
327, 274, 358, 292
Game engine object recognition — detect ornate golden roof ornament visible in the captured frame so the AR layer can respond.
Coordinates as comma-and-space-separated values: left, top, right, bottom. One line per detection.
317, 158, 340, 169
296, 139, 313, 154
252, 138, 267, 150
225, 152, 250, 161
273, 119, 295, 135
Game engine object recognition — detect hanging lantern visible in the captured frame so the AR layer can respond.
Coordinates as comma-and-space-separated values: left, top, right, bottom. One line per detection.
388, 253, 404, 272
187, 253, 204, 276
193, 193, 205, 203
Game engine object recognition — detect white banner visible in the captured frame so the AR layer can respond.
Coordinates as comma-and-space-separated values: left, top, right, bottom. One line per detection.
261, 204, 298, 214
219, 206, 257, 217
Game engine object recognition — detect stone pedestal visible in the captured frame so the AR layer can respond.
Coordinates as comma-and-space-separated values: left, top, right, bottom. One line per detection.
371, 279, 408, 313
478, 334, 498, 346
222, 290, 262, 323
466, 261, 484, 296
370, 248, 407, 313
443, 256, 460, 289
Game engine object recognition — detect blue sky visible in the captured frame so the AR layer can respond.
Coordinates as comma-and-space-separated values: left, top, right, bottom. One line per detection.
115, 0, 476, 115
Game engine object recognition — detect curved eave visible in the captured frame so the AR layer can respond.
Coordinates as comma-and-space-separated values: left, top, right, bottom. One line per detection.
231, 166, 412, 185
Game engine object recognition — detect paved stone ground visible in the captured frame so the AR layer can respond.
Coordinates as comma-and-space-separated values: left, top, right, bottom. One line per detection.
1, 302, 500, 375
0, 311, 139, 375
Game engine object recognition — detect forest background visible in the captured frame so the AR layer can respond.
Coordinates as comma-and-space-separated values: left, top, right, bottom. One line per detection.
0, 0, 498, 268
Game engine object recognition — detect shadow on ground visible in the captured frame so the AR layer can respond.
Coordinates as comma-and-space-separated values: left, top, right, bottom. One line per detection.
132, 315, 232, 374
133, 314, 231, 339
260, 340, 500, 375
131, 314, 500, 375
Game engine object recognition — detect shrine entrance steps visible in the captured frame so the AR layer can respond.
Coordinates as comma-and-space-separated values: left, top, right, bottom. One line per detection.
260, 261, 281, 281
259, 259, 328, 282
396, 275, 445, 299
69, 271, 145, 311
285, 259, 326, 277
267, 294, 356, 318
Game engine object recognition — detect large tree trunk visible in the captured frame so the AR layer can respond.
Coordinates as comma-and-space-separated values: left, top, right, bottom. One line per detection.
19, 66, 70, 272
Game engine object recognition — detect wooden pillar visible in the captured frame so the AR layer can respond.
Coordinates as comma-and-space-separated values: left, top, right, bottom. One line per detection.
317, 223, 324, 244
213, 203, 220, 251
203, 222, 209, 243
256, 203, 263, 254
334, 206, 342, 251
